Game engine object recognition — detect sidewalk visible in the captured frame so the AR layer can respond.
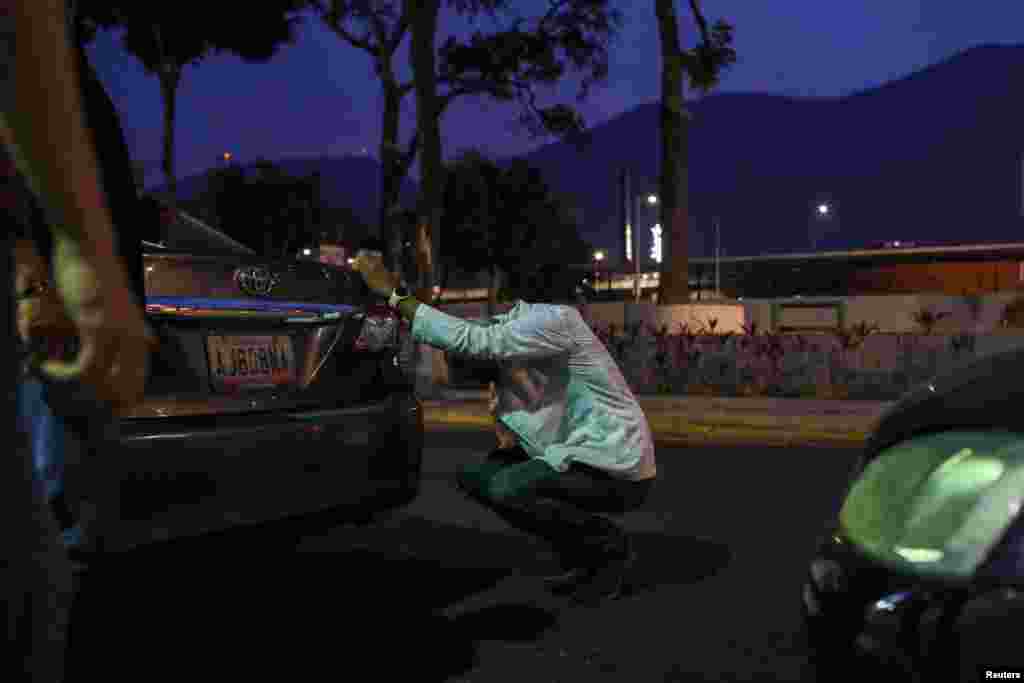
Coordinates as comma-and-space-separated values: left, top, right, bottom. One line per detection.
422, 388, 893, 448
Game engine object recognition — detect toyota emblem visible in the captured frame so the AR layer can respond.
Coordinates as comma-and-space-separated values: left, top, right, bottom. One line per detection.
234, 266, 280, 296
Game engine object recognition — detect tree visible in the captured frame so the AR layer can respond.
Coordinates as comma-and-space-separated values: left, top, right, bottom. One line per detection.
196, 160, 328, 257
313, 0, 621, 297
406, 0, 446, 302
76, 0, 307, 206
655, 0, 734, 304
414, 0, 622, 302
441, 150, 591, 312
309, 1, 414, 273
441, 149, 502, 309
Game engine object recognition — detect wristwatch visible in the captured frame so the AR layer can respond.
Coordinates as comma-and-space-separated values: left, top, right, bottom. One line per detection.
388, 284, 413, 309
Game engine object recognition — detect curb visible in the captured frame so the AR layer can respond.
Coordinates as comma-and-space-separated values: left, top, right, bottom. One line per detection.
421, 400, 875, 448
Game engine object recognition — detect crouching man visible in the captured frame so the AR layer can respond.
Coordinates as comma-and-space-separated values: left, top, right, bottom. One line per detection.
352, 253, 657, 606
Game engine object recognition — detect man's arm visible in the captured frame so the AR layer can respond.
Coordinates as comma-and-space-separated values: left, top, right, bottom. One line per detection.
352, 252, 572, 361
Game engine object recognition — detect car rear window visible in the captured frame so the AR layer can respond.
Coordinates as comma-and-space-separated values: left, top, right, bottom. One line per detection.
840, 430, 1024, 578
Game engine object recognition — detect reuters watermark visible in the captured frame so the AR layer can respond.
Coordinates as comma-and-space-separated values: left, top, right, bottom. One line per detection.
982, 670, 1023, 680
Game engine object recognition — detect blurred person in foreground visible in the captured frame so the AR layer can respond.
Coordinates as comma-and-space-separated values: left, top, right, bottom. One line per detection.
14, 232, 80, 546
353, 253, 657, 606
2, 0, 151, 679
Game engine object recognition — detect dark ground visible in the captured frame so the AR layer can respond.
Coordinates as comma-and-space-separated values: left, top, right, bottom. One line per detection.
64, 429, 860, 682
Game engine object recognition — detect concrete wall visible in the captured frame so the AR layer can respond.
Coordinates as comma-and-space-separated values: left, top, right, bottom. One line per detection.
737, 293, 1023, 334
418, 296, 1024, 396
619, 303, 746, 333
436, 294, 1024, 337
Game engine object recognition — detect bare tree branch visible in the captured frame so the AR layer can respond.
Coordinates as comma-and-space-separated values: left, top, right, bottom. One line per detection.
311, 0, 380, 54
389, 10, 411, 52
536, 0, 568, 33
687, 0, 712, 45
360, 0, 391, 48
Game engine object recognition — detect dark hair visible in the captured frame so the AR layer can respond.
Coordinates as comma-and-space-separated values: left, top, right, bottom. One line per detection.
519, 267, 589, 305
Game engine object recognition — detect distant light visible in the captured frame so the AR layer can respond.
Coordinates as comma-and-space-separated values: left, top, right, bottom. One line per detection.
594, 250, 605, 262
647, 194, 658, 205
222, 152, 232, 162
817, 203, 830, 216
651, 224, 662, 264
893, 241, 901, 247
347, 258, 355, 265
145, 266, 154, 273
302, 248, 313, 256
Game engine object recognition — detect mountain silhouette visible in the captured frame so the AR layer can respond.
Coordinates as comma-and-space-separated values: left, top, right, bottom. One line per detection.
163, 44, 1024, 265
515, 43, 1024, 265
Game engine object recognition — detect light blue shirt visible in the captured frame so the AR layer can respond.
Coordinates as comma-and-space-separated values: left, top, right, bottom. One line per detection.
412, 300, 657, 480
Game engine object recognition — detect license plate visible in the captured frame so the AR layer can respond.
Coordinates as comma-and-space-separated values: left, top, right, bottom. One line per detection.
206, 335, 296, 392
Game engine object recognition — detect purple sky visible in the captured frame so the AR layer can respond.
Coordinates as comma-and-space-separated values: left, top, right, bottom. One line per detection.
86, 1, 1024, 190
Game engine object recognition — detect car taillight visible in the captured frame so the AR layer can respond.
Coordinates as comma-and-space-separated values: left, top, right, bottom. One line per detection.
353, 305, 401, 352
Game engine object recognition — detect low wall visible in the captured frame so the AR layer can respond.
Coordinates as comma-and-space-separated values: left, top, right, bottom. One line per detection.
414, 296, 1024, 399
741, 293, 1021, 334
435, 301, 746, 333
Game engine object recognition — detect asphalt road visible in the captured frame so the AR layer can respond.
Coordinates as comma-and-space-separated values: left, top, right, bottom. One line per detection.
64, 429, 862, 682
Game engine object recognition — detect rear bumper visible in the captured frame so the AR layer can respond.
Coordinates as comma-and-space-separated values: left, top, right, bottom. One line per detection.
90, 393, 423, 549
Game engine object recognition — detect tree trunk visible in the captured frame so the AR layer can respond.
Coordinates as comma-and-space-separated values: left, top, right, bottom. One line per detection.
655, 0, 690, 305
158, 66, 180, 211
407, 0, 443, 304
379, 66, 404, 272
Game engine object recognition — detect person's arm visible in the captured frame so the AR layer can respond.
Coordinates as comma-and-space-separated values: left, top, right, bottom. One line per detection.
2, 0, 115, 251
353, 254, 572, 362
1, 0, 150, 410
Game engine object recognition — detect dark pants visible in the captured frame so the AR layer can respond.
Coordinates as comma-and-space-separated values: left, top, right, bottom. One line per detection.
456, 446, 654, 567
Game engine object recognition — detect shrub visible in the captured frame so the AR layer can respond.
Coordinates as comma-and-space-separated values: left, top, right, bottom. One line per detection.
1001, 295, 1024, 328
911, 307, 951, 335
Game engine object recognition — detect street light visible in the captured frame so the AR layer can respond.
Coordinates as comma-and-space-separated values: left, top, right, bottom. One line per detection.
647, 194, 659, 205
593, 250, 606, 296
811, 202, 834, 251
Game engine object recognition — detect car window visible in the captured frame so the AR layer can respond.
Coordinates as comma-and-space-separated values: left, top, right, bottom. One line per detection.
147, 202, 255, 256
840, 431, 1024, 578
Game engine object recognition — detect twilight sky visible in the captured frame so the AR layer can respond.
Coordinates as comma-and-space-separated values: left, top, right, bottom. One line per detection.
85, 1, 1024, 190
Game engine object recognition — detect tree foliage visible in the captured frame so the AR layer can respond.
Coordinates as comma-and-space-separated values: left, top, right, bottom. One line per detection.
438, 0, 623, 143
679, 2, 736, 92
196, 160, 336, 258
76, 0, 308, 67
312, 0, 620, 292
75, 1, 307, 200
441, 150, 591, 303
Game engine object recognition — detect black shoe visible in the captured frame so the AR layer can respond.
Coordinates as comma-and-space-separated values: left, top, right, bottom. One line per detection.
543, 566, 593, 595
568, 548, 636, 607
